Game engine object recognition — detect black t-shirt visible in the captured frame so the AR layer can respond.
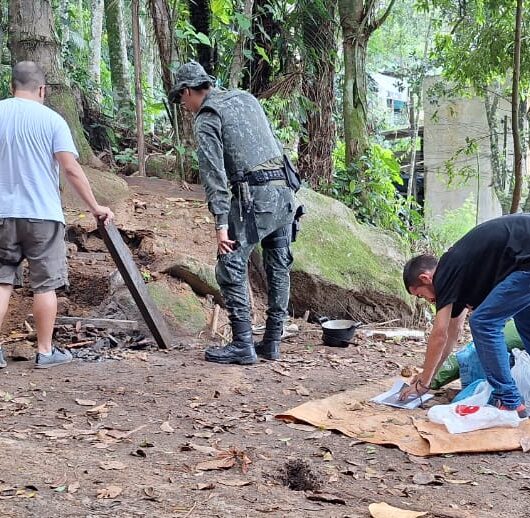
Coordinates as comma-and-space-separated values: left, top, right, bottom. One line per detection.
433, 214, 530, 318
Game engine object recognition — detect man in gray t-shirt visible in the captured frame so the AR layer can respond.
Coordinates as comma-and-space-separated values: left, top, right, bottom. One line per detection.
0, 61, 114, 370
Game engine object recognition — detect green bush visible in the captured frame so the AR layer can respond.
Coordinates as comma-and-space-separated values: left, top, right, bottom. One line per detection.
324, 142, 422, 243
426, 195, 477, 256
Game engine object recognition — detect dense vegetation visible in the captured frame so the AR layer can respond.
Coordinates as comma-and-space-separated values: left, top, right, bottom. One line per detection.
0, 0, 527, 252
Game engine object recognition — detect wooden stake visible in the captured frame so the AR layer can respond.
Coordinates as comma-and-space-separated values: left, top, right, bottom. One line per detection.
210, 304, 220, 338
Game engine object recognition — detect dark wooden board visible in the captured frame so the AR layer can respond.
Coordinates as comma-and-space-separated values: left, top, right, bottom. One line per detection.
98, 221, 172, 349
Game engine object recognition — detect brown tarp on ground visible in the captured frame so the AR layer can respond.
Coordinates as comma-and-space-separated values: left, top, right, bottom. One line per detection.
414, 418, 530, 455
276, 381, 530, 457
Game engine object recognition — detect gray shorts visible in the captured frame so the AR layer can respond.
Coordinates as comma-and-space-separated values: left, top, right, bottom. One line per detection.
0, 218, 68, 293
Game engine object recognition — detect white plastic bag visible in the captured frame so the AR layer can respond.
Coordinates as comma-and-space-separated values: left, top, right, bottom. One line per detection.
511, 349, 530, 405
427, 380, 521, 434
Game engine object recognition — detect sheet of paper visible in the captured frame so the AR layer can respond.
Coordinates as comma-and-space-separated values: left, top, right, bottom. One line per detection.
371, 379, 433, 409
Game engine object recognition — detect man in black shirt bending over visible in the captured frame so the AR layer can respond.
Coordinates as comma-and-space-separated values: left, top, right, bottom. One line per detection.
399, 214, 530, 418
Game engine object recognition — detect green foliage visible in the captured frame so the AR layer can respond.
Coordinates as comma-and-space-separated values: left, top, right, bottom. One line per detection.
113, 147, 138, 166
425, 195, 477, 256
260, 95, 310, 149
324, 143, 422, 241
420, 0, 530, 93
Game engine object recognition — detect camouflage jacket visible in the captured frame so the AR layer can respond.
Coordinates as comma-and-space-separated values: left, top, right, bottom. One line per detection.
194, 88, 282, 226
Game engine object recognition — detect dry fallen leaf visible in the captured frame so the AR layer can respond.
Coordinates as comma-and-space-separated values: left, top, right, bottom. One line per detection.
195, 482, 215, 490
75, 399, 97, 407
97, 485, 123, 499
196, 456, 236, 471
67, 481, 80, 494
181, 442, 219, 456
12, 397, 32, 405
99, 461, 127, 471
37, 429, 71, 439
217, 479, 251, 487
306, 492, 346, 505
160, 421, 174, 433
86, 403, 109, 418
412, 472, 436, 485
295, 385, 310, 396
369, 502, 427, 518
286, 423, 318, 432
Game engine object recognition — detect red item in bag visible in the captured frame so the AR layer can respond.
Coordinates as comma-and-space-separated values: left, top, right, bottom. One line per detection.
456, 405, 480, 416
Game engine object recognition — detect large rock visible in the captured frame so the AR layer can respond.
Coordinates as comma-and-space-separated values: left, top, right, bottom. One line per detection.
161, 255, 222, 305
62, 166, 129, 210
288, 188, 413, 324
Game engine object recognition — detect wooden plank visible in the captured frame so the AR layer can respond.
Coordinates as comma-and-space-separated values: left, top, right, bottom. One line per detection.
28, 315, 139, 331
358, 327, 425, 340
98, 221, 172, 349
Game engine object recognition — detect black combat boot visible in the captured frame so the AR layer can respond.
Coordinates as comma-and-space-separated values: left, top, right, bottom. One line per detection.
205, 320, 257, 365
254, 320, 282, 360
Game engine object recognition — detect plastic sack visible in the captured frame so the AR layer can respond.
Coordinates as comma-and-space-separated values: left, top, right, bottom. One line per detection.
455, 342, 486, 389
431, 353, 460, 389
428, 380, 521, 434
511, 348, 530, 405
452, 378, 487, 403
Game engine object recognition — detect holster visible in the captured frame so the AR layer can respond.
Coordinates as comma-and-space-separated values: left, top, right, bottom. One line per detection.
231, 171, 260, 245
291, 204, 306, 242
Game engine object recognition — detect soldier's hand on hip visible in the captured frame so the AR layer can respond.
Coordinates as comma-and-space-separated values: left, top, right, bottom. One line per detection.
216, 228, 236, 255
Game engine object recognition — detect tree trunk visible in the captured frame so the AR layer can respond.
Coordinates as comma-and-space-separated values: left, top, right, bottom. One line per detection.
338, 0, 396, 166
248, 0, 279, 95
9, 0, 97, 165
148, 0, 174, 96
132, 0, 145, 176
298, 0, 337, 188
229, 0, 254, 88
148, 0, 196, 182
104, 0, 133, 121
510, 0, 523, 213
338, 1, 369, 165
89, 0, 104, 90
140, 12, 155, 134
187, 0, 214, 74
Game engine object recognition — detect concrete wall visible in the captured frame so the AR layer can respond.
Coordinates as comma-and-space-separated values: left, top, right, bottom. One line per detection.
423, 77, 505, 224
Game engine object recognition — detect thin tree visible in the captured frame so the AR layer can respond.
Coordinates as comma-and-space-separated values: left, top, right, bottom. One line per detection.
229, 0, 254, 88
510, 0, 523, 213
104, 0, 133, 121
338, 0, 396, 165
298, 0, 338, 188
132, 0, 145, 176
188, 0, 214, 73
89, 0, 105, 96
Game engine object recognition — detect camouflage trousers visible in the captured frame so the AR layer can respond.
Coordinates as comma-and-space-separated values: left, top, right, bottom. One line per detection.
216, 184, 295, 325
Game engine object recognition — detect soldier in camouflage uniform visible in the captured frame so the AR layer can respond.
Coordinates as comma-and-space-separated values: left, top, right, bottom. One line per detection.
169, 61, 296, 365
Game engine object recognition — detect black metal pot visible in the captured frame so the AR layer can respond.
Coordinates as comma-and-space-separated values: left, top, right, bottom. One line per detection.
320, 318, 362, 347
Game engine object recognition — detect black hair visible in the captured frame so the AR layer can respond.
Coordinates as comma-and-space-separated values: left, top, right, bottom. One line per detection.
12, 61, 46, 92
403, 254, 438, 293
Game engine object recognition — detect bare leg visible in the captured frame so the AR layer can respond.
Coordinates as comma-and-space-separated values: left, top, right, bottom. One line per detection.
33, 290, 57, 354
0, 284, 13, 331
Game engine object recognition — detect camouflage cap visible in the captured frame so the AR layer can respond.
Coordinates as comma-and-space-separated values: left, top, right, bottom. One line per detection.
168, 61, 214, 103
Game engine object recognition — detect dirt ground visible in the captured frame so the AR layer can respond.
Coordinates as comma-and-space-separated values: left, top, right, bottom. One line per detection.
1, 330, 529, 518
1, 178, 529, 518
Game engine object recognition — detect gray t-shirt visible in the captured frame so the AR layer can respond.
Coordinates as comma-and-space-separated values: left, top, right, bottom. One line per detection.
0, 97, 78, 223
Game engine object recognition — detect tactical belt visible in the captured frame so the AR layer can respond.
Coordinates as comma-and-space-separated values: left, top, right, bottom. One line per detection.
245, 168, 286, 186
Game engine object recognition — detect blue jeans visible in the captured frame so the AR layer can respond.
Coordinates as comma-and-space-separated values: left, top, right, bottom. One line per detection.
469, 270, 530, 409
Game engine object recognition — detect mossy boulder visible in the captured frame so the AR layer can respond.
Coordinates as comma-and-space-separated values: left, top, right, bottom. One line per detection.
62, 166, 129, 211
145, 155, 179, 180
289, 188, 413, 324
161, 255, 222, 305
148, 279, 208, 335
